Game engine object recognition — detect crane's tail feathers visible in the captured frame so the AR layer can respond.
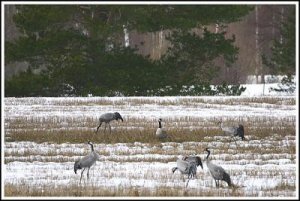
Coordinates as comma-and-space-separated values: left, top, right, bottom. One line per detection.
74, 160, 82, 174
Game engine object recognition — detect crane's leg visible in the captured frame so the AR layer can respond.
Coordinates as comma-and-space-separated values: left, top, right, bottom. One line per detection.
96, 122, 102, 133
181, 174, 185, 182
87, 167, 90, 180
192, 168, 197, 179
230, 136, 239, 154
232, 136, 238, 147
223, 132, 233, 147
186, 178, 190, 188
228, 136, 238, 148
80, 168, 86, 183
104, 123, 107, 133
215, 179, 218, 188
108, 123, 112, 134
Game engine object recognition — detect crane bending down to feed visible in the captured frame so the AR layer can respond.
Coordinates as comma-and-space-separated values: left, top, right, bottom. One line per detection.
204, 148, 232, 188
74, 141, 99, 183
156, 118, 168, 139
172, 156, 203, 187
217, 120, 245, 144
96, 112, 123, 134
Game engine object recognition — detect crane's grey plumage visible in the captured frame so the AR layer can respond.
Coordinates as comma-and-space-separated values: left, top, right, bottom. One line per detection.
204, 148, 232, 188
74, 141, 99, 183
172, 156, 203, 187
183, 156, 203, 169
156, 118, 167, 139
96, 112, 123, 133
218, 120, 245, 141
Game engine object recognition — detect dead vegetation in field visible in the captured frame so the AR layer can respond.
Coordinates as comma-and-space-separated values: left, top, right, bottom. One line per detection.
4, 96, 297, 197
4, 183, 246, 197
43, 96, 295, 106
6, 122, 295, 145
5, 181, 295, 197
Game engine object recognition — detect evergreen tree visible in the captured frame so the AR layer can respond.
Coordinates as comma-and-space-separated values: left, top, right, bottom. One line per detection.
5, 5, 253, 96
161, 29, 239, 87
261, 6, 295, 93
262, 6, 295, 76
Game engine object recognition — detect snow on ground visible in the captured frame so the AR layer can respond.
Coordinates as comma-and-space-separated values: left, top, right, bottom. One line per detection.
240, 83, 296, 96
4, 95, 296, 125
4, 139, 296, 197
3, 84, 297, 197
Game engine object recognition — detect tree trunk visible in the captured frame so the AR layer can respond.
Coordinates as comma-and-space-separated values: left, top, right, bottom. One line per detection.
123, 25, 130, 47
255, 5, 264, 84
158, 30, 163, 58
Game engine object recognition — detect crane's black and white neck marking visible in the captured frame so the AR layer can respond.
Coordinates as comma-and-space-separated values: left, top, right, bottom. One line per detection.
156, 118, 167, 139
205, 148, 211, 159
158, 118, 162, 128
88, 141, 94, 152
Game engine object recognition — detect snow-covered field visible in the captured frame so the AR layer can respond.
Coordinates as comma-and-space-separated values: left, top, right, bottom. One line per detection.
3, 94, 297, 198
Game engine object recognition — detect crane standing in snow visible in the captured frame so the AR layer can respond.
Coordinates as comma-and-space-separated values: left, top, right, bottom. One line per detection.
95, 112, 123, 134
217, 120, 245, 145
204, 148, 232, 188
74, 141, 99, 183
172, 155, 203, 187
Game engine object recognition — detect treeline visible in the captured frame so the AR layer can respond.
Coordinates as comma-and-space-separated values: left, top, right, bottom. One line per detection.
4, 5, 293, 97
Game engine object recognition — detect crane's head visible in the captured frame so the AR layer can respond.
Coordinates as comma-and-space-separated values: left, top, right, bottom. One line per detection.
158, 118, 162, 122
114, 112, 123, 122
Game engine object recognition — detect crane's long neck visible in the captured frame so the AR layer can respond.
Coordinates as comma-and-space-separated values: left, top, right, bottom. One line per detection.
158, 121, 162, 128
206, 150, 211, 159
89, 143, 94, 152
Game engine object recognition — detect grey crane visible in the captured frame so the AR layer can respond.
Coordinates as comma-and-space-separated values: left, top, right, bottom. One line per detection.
204, 148, 232, 188
95, 112, 123, 134
172, 155, 203, 187
156, 118, 168, 139
217, 120, 245, 143
74, 141, 99, 183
